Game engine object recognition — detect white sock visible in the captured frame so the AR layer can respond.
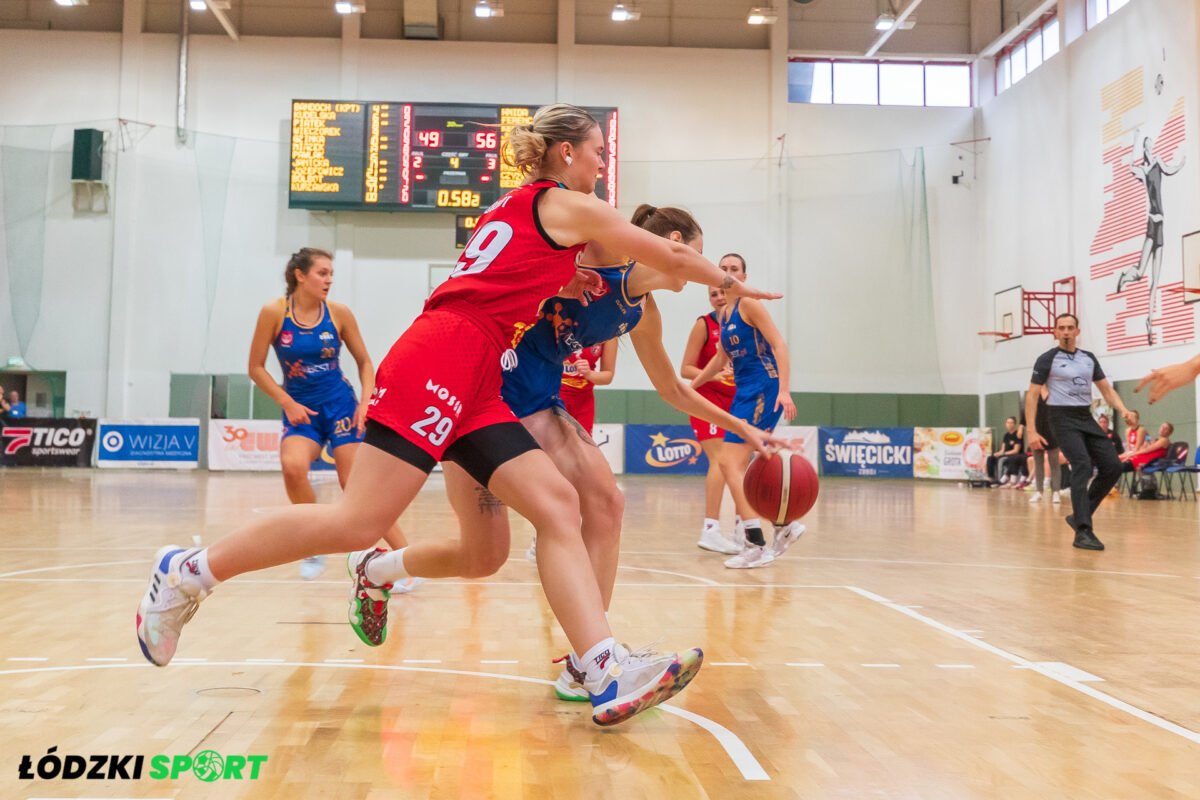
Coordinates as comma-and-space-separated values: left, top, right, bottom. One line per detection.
703, 518, 719, 532
365, 547, 410, 585
581, 637, 618, 683
179, 548, 218, 593
734, 514, 743, 526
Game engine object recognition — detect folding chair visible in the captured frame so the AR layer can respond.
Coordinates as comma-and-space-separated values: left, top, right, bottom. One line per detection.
1143, 442, 1189, 500
1166, 446, 1199, 501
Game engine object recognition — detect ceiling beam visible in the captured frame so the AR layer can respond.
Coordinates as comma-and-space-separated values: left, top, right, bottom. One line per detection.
207, 1, 239, 41
865, 0, 924, 58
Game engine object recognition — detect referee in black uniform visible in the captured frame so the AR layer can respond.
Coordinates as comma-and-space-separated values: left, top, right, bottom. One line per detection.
1026, 314, 1135, 550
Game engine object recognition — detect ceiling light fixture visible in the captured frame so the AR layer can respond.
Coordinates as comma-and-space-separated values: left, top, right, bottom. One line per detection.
334, 1, 365, 13
611, 3, 640, 22
189, 0, 206, 9
53, 0, 89, 6
747, 7, 777, 24
874, 13, 895, 31
475, 1, 503, 17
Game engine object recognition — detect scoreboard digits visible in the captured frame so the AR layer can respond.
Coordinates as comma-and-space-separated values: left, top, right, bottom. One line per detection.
289, 100, 619, 213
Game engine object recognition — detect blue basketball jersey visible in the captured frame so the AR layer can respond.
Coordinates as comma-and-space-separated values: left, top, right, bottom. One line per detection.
720, 299, 778, 389
272, 297, 352, 404
501, 262, 645, 418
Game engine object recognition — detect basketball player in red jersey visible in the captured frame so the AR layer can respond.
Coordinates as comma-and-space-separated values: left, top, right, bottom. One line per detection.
559, 339, 617, 436
137, 104, 782, 727
681, 284, 739, 555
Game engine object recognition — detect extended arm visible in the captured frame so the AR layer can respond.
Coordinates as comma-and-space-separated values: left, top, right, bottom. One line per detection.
1095, 379, 1135, 426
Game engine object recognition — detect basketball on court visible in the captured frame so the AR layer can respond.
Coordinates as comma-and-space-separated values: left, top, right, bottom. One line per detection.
743, 449, 819, 526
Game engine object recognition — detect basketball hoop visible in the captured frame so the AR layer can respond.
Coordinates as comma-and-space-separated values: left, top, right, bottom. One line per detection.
1165, 286, 1200, 294
976, 331, 1013, 340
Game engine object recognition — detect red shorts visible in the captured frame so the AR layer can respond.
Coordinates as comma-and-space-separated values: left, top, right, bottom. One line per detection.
560, 387, 595, 434
689, 384, 735, 442
367, 306, 519, 462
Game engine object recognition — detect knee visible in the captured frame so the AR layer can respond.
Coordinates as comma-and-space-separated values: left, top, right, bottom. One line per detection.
528, 477, 581, 535
459, 544, 508, 579
583, 484, 625, 540
280, 459, 310, 489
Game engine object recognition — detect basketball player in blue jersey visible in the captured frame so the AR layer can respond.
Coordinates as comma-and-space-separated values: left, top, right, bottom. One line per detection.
691, 258, 802, 569
349, 205, 785, 700
249, 248, 415, 589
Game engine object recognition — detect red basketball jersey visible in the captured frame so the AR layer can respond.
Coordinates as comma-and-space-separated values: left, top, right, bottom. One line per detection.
561, 343, 604, 392
696, 312, 736, 403
427, 180, 586, 346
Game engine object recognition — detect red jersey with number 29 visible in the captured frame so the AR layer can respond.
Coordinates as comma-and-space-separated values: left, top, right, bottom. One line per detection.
427, 180, 586, 345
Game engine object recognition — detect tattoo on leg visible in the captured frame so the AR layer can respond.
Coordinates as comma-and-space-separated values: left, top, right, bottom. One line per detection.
474, 486, 506, 516
552, 405, 597, 447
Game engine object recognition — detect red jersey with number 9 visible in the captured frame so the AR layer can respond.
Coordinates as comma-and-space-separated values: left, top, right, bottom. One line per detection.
427, 180, 586, 345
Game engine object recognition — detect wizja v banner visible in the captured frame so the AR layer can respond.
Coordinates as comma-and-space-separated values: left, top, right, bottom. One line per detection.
96, 419, 200, 469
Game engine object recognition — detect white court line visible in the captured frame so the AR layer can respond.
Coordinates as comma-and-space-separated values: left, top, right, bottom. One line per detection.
845, 586, 1200, 746
7, 657, 47, 662
325, 658, 363, 664
0, 660, 769, 781
615, 564, 721, 586
0, 560, 144, 579
796, 556, 1186, 580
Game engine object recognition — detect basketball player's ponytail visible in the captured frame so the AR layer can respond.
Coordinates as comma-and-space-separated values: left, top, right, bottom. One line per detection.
631, 204, 702, 243
503, 103, 598, 175
284, 247, 333, 295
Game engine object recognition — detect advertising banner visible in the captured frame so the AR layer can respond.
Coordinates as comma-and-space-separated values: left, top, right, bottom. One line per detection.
0, 418, 96, 467
913, 427, 993, 480
96, 419, 200, 469
623, 425, 707, 475
818, 427, 913, 478
208, 420, 337, 472
591, 423, 625, 475
773, 425, 820, 468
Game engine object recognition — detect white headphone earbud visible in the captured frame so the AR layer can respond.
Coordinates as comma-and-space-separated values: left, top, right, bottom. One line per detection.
565, 155, 573, 166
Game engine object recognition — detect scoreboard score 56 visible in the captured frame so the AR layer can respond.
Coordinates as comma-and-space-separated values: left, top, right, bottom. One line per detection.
290, 101, 619, 213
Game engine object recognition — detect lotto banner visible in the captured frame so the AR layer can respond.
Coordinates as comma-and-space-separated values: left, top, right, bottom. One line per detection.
623, 425, 707, 475
818, 427, 913, 478
773, 426, 819, 467
96, 419, 200, 469
913, 427, 993, 480
207, 420, 336, 471
0, 418, 96, 467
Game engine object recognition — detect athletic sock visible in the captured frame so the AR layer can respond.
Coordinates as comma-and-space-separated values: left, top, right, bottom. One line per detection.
581, 637, 618, 684
703, 518, 720, 532
743, 519, 766, 547
179, 548, 218, 593
365, 547, 409, 585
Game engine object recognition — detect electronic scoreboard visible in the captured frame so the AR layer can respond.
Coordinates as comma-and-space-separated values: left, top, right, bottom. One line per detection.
290, 101, 619, 213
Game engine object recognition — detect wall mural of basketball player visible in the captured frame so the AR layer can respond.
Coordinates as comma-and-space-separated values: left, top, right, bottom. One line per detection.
1114, 131, 1187, 345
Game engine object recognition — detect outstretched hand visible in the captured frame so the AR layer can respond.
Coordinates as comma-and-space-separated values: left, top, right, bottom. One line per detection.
560, 268, 604, 305
723, 279, 782, 302
1135, 362, 1197, 404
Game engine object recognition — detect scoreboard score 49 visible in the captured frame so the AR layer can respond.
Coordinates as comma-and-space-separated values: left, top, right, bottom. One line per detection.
290, 101, 618, 213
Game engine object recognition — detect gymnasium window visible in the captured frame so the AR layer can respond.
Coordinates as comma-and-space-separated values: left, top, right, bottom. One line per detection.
995, 14, 1060, 95
788, 60, 972, 108
1089, 0, 1133, 28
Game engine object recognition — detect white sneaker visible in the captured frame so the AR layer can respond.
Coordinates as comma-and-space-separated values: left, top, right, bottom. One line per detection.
724, 544, 776, 569
770, 522, 806, 558
526, 537, 537, 562
585, 642, 704, 726
731, 522, 746, 550
393, 577, 425, 594
1029, 492, 1043, 503
697, 527, 740, 555
1051, 490, 1061, 504
300, 555, 326, 580
999, 475, 1010, 485
1058, 489, 1070, 503
136, 546, 209, 666
551, 655, 590, 702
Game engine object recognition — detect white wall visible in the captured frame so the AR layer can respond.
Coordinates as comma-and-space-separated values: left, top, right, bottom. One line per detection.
977, 0, 1200, 396
0, 25, 983, 417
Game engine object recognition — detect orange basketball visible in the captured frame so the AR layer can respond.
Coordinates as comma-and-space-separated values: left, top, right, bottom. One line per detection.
743, 449, 819, 526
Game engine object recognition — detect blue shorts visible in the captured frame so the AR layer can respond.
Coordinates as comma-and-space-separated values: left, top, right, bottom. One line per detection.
500, 351, 562, 420
282, 388, 362, 450
724, 380, 782, 444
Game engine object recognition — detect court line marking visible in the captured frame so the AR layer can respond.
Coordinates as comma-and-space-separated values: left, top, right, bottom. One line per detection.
615, 564, 721, 586
0, 661, 769, 782
0, 560, 145, 578
7, 657, 47, 662
845, 586, 1200, 746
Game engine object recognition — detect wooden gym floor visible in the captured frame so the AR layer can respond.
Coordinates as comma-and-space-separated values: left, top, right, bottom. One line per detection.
1, 469, 1199, 799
